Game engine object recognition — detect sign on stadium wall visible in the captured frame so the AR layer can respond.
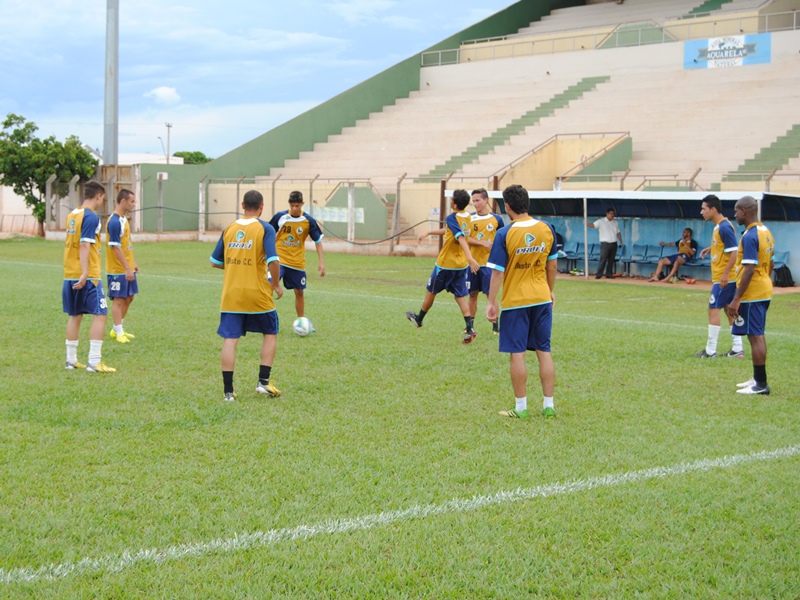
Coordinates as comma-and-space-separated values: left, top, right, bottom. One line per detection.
684, 33, 771, 69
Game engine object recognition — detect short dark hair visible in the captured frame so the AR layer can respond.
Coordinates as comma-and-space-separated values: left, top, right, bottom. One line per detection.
502, 184, 529, 215
702, 194, 722, 213
116, 189, 134, 204
243, 190, 264, 211
683, 227, 693, 236
289, 191, 303, 204
471, 188, 488, 200
452, 189, 470, 210
83, 181, 105, 200
606, 208, 615, 216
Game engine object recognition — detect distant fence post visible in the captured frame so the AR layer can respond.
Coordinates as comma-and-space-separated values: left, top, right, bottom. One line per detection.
199, 175, 208, 237
347, 182, 355, 242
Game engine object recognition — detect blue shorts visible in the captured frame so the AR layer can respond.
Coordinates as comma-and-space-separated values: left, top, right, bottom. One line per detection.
426, 266, 468, 298
217, 311, 279, 339
468, 266, 492, 296
62, 279, 108, 316
498, 303, 553, 353
280, 266, 306, 291
731, 300, 770, 337
666, 253, 689, 264
107, 274, 139, 299
708, 282, 736, 309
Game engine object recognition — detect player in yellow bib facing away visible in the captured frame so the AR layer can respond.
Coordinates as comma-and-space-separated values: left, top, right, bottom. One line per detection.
211, 191, 284, 402
106, 189, 139, 343
486, 184, 558, 418
726, 195, 774, 396
62, 181, 116, 373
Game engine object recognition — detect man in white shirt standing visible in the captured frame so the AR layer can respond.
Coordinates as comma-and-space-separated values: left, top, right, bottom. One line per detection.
587, 208, 623, 279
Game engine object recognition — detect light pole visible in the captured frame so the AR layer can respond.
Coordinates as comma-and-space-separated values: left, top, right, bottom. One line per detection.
165, 122, 172, 164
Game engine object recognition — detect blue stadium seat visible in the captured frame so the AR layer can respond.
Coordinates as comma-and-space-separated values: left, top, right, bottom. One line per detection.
621, 243, 646, 275
773, 250, 789, 269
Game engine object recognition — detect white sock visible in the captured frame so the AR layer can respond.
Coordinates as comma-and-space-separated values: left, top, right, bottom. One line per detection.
113, 324, 124, 335
66, 340, 79, 364
543, 396, 554, 410
732, 335, 743, 352
706, 325, 720, 354
515, 397, 527, 412
89, 340, 103, 367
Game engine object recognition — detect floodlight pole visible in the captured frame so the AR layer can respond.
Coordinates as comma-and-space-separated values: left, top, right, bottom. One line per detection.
103, 0, 119, 165
165, 123, 172, 164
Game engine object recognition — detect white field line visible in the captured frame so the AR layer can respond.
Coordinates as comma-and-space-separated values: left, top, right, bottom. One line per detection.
2, 444, 799, 585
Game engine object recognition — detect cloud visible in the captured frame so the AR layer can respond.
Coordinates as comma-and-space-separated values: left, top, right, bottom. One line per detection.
327, 0, 395, 25
381, 15, 422, 31
144, 87, 181, 106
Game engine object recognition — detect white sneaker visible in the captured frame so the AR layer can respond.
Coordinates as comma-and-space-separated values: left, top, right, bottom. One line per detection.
736, 378, 756, 388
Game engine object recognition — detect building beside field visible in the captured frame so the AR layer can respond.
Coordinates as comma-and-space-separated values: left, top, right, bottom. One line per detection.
42, 0, 800, 277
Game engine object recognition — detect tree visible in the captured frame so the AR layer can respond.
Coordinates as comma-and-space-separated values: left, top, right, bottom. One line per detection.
173, 150, 213, 165
0, 113, 98, 236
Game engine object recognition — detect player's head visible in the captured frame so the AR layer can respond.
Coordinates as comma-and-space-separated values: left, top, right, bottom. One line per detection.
83, 181, 105, 201
471, 188, 489, 213
242, 190, 264, 213
700, 194, 722, 221
683, 227, 693, 238
289, 191, 304, 216
502, 184, 529, 217
451, 189, 470, 211
116, 189, 136, 210
734, 195, 758, 225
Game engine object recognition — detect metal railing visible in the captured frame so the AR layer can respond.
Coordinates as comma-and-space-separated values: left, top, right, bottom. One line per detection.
421, 10, 799, 67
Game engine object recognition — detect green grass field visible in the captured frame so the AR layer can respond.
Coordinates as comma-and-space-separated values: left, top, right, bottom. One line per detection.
1, 236, 799, 598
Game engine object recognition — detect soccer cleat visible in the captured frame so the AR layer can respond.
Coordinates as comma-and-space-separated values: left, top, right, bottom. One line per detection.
110, 330, 135, 340
86, 362, 116, 373
736, 384, 770, 395
223, 392, 237, 402
669, 277, 679, 284
256, 380, 281, 397
543, 407, 556, 418
114, 333, 132, 344
694, 349, 716, 358
65, 360, 87, 370
736, 378, 756, 388
405, 311, 422, 328
462, 329, 477, 344
499, 408, 530, 419
492, 321, 499, 335
723, 349, 745, 358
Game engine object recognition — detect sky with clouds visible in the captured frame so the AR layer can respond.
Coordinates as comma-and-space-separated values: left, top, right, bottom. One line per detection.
0, 0, 514, 160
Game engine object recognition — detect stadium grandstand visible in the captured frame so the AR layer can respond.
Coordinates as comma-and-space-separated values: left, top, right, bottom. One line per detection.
44, 0, 800, 278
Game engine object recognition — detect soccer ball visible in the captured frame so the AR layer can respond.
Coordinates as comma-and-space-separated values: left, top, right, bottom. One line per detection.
292, 317, 313, 337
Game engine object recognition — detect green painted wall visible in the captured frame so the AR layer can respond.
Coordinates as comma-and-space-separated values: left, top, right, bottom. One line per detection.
322, 187, 388, 240
139, 163, 208, 231
571, 137, 632, 182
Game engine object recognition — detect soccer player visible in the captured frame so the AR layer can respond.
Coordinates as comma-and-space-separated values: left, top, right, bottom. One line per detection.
695, 194, 742, 358
466, 188, 505, 335
406, 189, 480, 343
62, 181, 115, 373
211, 190, 284, 402
649, 228, 698, 282
106, 189, 139, 343
486, 184, 558, 418
268, 191, 325, 319
726, 195, 774, 395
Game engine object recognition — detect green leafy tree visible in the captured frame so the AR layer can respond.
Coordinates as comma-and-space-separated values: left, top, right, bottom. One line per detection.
173, 150, 213, 164
0, 113, 98, 236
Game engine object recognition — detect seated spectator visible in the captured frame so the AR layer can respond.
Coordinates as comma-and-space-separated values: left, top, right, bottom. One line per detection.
649, 228, 698, 282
